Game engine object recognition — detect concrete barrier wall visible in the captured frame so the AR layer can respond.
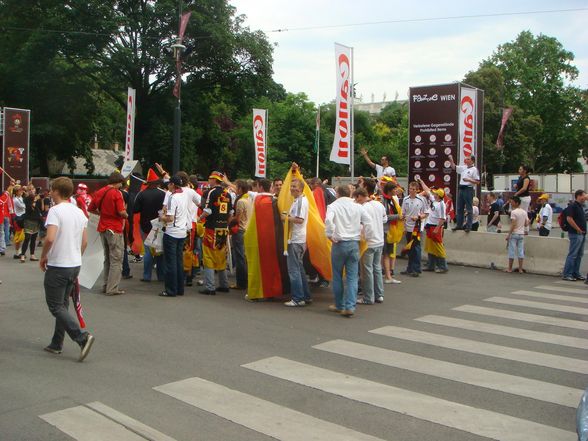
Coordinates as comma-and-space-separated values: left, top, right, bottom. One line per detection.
442, 231, 568, 276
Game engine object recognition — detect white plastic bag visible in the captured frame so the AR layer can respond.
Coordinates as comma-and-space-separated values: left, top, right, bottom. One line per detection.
144, 219, 164, 254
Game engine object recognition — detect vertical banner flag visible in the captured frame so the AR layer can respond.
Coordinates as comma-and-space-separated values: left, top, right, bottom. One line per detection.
458, 87, 477, 166
330, 43, 352, 165
253, 109, 267, 178
173, 11, 192, 98
124, 87, 136, 161
2, 107, 30, 189
313, 106, 321, 153
495, 107, 513, 150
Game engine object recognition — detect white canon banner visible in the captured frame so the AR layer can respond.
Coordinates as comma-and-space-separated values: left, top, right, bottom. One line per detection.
330, 43, 352, 165
124, 87, 136, 161
253, 108, 267, 177
458, 87, 477, 166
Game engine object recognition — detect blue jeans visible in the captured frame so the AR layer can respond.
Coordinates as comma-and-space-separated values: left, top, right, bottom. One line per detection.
232, 231, 247, 288
3, 217, 10, 245
405, 232, 422, 274
563, 232, 586, 278
331, 241, 359, 311
122, 248, 130, 277
456, 186, 474, 229
163, 234, 185, 296
508, 234, 525, 259
141, 230, 163, 281
287, 243, 311, 302
0, 221, 5, 253
204, 267, 229, 291
361, 246, 384, 303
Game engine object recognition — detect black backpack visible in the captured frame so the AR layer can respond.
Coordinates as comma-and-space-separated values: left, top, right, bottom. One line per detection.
558, 205, 571, 232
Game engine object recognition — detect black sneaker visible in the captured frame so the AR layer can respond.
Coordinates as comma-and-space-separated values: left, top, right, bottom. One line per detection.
122, 274, 133, 280
199, 289, 216, 295
79, 334, 95, 362
159, 291, 176, 297
217, 287, 230, 293
44, 345, 62, 355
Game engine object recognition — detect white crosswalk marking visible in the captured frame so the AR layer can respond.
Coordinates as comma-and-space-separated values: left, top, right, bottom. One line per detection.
535, 284, 588, 295
243, 356, 576, 441
369, 325, 588, 374
511, 290, 588, 304
453, 304, 588, 330
485, 296, 588, 315
415, 314, 588, 349
314, 339, 583, 408
154, 377, 385, 441
40, 404, 175, 441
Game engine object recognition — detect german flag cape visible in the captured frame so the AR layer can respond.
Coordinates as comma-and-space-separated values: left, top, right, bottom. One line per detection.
244, 194, 289, 299
313, 187, 327, 221
401, 219, 422, 256
278, 167, 332, 281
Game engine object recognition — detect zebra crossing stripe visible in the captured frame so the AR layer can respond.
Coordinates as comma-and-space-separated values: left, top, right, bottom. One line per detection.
511, 290, 588, 304
534, 285, 588, 295
369, 325, 588, 374
154, 377, 385, 441
314, 339, 583, 408
415, 314, 588, 349
85, 402, 177, 441
40, 405, 160, 441
453, 305, 588, 330
485, 297, 588, 315
243, 356, 576, 441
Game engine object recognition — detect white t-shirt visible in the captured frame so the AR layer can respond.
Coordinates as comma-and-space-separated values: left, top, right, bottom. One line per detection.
401, 195, 427, 232
375, 164, 396, 178
472, 206, 480, 224
539, 203, 553, 230
362, 200, 387, 248
182, 186, 201, 225
456, 165, 480, 187
164, 192, 189, 239
510, 208, 527, 235
45, 202, 88, 267
13, 196, 25, 216
289, 195, 309, 244
427, 196, 446, 227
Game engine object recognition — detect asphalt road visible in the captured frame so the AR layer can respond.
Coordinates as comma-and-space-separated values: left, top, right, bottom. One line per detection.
0, 251, 586, 441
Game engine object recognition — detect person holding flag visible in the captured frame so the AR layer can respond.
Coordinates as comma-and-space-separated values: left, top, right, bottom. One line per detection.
39, 177, 95, 362
417, 178, 448, 273
400, 181, 428, 277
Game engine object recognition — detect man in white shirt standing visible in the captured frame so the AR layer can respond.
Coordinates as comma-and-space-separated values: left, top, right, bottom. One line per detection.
360, 147, 396, 178
354, 183, 387, 305
536, 193, 553, 237
159, 175, 190, 297
325, 185, 370, 317
448, 154, 480, 232
283, 178, 311, 307
401, 181, 428, 277
39, 177, 94, 362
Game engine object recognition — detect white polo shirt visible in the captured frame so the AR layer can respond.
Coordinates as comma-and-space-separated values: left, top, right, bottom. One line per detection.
456, 165, 480, 187
375, 164, 396, 178
289, 195, 309, 244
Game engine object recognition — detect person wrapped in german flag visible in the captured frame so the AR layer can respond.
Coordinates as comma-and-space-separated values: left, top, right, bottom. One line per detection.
417, 177, 448, 273
380, 179, 404, 284
243, 178, 289, 300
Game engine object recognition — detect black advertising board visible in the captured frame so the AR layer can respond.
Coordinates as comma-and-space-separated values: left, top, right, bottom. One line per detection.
2, 107, 30, 189
408, 83, 460, 197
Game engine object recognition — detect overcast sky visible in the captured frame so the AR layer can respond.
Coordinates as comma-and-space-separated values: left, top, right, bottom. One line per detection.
229, 0, 588, 105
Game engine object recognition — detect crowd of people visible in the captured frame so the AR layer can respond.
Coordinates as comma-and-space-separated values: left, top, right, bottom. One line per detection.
1, 152, 587, 361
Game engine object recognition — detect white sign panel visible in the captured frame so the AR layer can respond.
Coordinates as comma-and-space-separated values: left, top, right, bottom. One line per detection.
124, 87, 136, 161
253, 108, 267, 178
330, 43, 352, 165
458, 87, 477, 166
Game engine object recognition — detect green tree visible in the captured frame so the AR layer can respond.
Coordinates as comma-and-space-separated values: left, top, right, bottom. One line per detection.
467, 31, 588, 175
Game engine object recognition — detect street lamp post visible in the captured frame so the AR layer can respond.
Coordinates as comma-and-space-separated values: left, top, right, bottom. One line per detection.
171, 39, 185, 175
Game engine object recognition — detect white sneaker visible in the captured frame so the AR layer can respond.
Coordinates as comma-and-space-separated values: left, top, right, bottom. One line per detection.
375, 296, 384, 303
284, 300, 306, 307
391, 278, 401, 284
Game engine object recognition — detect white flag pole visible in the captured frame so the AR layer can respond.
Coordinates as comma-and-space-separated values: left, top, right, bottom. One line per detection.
315, 105, 320, 178
350, 47, 355, 181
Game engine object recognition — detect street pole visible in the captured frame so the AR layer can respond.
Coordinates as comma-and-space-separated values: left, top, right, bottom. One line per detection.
172, 0, 182, 175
